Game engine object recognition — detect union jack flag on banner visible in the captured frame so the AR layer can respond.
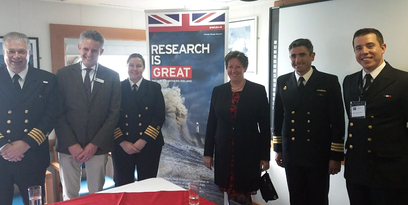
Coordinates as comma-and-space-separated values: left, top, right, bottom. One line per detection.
148, 11, 226, 32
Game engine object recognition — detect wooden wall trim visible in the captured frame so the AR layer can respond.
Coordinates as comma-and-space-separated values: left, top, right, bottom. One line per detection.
274, 0, 325, 7
50, 24, 146, 74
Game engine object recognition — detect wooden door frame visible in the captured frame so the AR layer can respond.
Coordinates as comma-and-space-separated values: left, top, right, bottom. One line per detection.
50, 24, 146, 73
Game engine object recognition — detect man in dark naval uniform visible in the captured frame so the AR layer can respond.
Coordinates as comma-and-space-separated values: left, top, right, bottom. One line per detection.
343, 28, 408, 205
273, 38, 345, 205
0, 32, 59, 205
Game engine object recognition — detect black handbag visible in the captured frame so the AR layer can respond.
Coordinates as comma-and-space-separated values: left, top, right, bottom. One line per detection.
259, 171, 279, 202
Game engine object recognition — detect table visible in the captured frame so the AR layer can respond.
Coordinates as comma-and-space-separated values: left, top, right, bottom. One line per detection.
99, 178, 184, 193
49, 178, 216, 205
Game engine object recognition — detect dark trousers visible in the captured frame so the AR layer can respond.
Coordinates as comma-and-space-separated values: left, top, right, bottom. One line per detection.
346, 181, 408, 205
112, 144, 162, 187
285, 165, 329, 205
0, 163, 46, 205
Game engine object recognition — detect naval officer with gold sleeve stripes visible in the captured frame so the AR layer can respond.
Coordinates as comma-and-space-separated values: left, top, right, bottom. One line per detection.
273, 39, 345, 205
0, 32, 59, 205
112, 53, 165, 186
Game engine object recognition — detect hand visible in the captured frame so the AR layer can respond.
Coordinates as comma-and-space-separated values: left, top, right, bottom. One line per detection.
120, 141, 139, 155
77, 143, 98, 163
204, 156, 213, 170
0, 143, 12, 157
1, 141, 30, 162
328, 160, 341, 175
68, 143, 84, 162
134, 139, 147, 153
275, 152, 284, 167
260, 160, 270, 171
8, 154, 24, 162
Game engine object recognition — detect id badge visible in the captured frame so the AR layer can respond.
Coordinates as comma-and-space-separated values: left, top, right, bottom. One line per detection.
350, 101, 366, 119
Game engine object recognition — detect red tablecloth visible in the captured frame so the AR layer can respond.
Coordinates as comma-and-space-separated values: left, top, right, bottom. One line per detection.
49, 190, 216, 205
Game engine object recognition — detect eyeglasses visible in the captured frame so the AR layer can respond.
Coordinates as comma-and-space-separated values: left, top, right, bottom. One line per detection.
6, 49, 28, 56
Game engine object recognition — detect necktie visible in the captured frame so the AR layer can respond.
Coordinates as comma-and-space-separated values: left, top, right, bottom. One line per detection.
13, 74, 21, 92
363, 74, 372, 91
298, 77, 305, 91
132, 84, 138, 92
84, 68, 92, 100
132, 84, 139, 99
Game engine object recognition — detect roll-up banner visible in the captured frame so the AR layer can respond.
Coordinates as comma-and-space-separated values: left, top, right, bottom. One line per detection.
145, 8, 228, 204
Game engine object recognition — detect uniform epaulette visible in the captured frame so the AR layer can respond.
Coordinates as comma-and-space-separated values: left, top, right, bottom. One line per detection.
27, 128, 45, 145
114, 127, 123, 140
273, 136, 282, 144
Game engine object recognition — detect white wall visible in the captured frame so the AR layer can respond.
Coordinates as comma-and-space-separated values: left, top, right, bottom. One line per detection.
0, 0, 145, 73
229, 1, 274, 96
277, 0, 408, 80
268, 0, 408, 204
0, 0, 351, 204
227, 1, 350, 205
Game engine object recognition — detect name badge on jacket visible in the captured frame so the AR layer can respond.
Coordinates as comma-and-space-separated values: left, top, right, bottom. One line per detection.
95, 78, 104, 83
350, 101, 366, 119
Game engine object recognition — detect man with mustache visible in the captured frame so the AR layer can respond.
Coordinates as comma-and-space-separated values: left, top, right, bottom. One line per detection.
273, 38, 345, 205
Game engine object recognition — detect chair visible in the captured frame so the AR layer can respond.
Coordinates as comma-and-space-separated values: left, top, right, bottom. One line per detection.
49, 139, 115, 202
45, 170, 54, 204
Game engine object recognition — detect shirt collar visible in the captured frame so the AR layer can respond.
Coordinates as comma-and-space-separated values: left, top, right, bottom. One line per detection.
7, 66, 28, 81
295, 66, 314, 84
129, 78, 143, 88
81, 62, 96, 71
362, 61, 386, 80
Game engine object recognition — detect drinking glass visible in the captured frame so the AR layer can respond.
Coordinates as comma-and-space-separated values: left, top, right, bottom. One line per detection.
188, 180, 200, 205
28, 185, 42, 205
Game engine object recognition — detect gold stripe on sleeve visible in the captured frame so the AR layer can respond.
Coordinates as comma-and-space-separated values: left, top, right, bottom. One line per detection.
28, 128, 45, 145
144, 125, 159, 140
331, 142, 344, 152
273, 135, 282, 144
114, 127, 123, 140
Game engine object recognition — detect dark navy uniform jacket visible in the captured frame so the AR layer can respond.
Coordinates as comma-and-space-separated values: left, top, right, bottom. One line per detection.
343, 62, 408, 188
0, 66, 59, 171
273, 67, 345, 167
114, 79, 165, 150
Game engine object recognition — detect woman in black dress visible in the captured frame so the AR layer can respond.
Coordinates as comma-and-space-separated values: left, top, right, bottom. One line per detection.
204, 51, 271, 205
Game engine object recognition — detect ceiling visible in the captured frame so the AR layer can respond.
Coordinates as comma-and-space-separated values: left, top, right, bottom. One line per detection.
40, 0, 273, 11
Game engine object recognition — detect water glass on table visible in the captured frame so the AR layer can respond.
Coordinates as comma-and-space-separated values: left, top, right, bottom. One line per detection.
28, 185, 42, 205
188, 180, 200, 205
